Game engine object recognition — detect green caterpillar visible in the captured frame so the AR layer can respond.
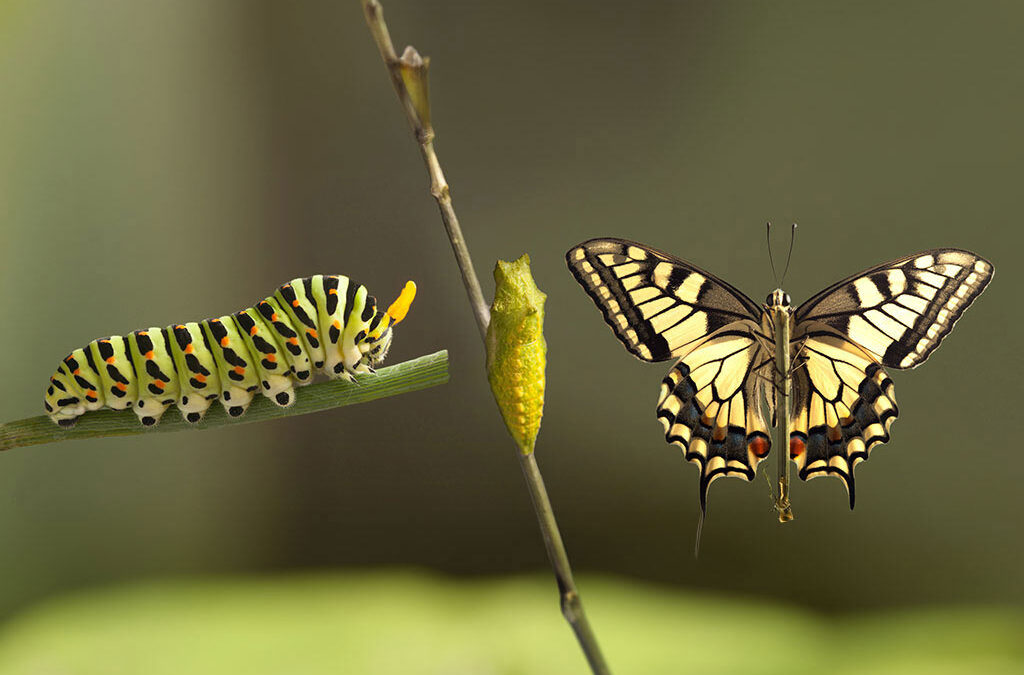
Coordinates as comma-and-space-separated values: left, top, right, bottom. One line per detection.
44, 276, 417, 428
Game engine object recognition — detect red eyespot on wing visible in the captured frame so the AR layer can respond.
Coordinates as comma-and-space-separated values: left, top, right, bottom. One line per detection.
790, 436, 806, 458
749, 436, 770, 458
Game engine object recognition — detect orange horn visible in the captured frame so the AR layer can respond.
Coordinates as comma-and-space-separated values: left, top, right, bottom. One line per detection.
385, 281, 417, 325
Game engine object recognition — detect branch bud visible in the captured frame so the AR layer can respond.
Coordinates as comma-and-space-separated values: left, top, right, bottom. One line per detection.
398, 46, 432, 136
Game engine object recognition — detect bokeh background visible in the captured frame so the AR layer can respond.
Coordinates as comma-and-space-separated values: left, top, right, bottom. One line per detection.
0, 1, 1021, 672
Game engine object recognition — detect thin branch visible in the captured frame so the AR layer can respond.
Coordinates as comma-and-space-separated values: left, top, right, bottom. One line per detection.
0, 350, 448, 452
361, 0, 489, 341
360, 4, 611, 674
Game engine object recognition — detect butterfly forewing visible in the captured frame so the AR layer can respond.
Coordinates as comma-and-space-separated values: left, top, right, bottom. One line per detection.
566, 239, 763, 362
796, 249, 993, 370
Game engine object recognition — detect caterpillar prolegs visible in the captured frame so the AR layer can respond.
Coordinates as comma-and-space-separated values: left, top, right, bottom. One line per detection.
44, 275, 417, 428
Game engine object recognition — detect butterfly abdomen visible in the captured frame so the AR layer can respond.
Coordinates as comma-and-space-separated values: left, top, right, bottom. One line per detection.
44, 275, 416, 428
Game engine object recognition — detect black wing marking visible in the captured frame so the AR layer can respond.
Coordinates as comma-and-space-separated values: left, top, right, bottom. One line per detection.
796, 249, 993, 370
788, 324, 899, 507
567, 238, 763, 362
657, 322, 773, 512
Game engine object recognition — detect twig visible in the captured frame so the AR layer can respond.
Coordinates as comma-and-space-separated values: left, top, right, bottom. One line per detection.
360, 4, 611, 674
0, 350, 448, 451
361, 0, 489, 341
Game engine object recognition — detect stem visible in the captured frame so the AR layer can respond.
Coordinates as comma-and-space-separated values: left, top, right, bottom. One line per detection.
520, 453, 611, 675
0, 350, 448, 451
360, 3, 611, 673
361, 0, 489, 341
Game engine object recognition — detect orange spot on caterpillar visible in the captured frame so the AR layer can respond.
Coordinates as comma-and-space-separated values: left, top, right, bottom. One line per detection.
115, 382, 127, 391
233, 366, 245, 376
790, 436, 806, 458
249, 326, 258, 336
332, 320, 341, 329
105, 357, 115, 364
152, 380, 165, 390
288, 337, 298, 345
266, 354, 276, 363
87, 390, 97, 397
307, 329, 318, 339
194, 374, 207, 383
73, 369, 80, 375
271, 313, 279, 321
220, 337, 230, 348
185, 344, 194, 354
292, 299, 300, 307
749, 436, 769, 458
145, 351, 154, 360
328, 288, 338, 295
139, 331, 148, 336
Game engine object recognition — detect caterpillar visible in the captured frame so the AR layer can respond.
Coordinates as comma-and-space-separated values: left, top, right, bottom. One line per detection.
44, 276, 417, 428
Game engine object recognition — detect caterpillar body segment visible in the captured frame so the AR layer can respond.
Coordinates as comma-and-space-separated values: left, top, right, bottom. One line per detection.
44, 276, 417, 428
168, 322, 223, 424
90, 337, 137, 413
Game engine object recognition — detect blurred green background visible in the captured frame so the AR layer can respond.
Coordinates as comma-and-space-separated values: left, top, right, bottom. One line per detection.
0, 0, 1021, 672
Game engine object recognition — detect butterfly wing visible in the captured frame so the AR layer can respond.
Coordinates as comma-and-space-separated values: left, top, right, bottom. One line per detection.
788, 324, 898, 507
796, 249, 994, 370
657, 322, 773, 511
790, 249, 993, 505
567, 238, 773, 510
566, 238, 763, 362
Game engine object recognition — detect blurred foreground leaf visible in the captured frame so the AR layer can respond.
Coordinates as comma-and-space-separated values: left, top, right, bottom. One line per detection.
0, 571, 1019, 675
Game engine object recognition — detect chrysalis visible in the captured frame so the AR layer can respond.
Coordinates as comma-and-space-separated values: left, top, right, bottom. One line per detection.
486, 255, 547, 455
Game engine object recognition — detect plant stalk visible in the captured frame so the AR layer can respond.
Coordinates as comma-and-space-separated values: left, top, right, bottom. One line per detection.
361, 0, 489, 340
360, 3, 611, 673
1, 350, 448, 451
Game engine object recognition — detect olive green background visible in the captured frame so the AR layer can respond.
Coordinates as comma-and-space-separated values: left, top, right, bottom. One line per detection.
0, 0, 1020, 652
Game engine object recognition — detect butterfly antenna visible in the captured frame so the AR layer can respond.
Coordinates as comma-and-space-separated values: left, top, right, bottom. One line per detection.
694, 509, 705, 559
765, 222, 780, 285
781, 223, 797, 285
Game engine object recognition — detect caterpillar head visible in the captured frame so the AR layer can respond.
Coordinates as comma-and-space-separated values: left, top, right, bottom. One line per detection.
359, 281, 416, 367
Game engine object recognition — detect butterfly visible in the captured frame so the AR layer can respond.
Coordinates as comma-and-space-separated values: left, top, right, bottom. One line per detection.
566, 236, 993, 518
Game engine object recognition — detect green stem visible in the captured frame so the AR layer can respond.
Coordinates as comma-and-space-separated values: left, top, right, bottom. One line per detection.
520, 453, 612, 675
360, 3, 611, 673
0, 350, 448, 451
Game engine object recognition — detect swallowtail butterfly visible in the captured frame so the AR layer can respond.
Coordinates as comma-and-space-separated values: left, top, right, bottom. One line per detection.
44, 276, 417, 428
567, 237, 992, 517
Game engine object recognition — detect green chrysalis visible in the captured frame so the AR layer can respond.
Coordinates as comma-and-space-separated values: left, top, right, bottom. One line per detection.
486, 255, 547, 455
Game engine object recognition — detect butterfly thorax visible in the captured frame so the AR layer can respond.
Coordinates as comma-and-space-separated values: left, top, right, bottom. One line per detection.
759, 288, 794, 351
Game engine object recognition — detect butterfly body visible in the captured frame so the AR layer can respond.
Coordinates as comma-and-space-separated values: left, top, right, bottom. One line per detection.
567, 238, 993, 515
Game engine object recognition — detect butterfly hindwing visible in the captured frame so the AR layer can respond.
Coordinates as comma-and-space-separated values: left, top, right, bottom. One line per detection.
796, 249, 993, 370
788, 324, 899, 507
656, 321, 773, 510
566, 238, 763, 362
